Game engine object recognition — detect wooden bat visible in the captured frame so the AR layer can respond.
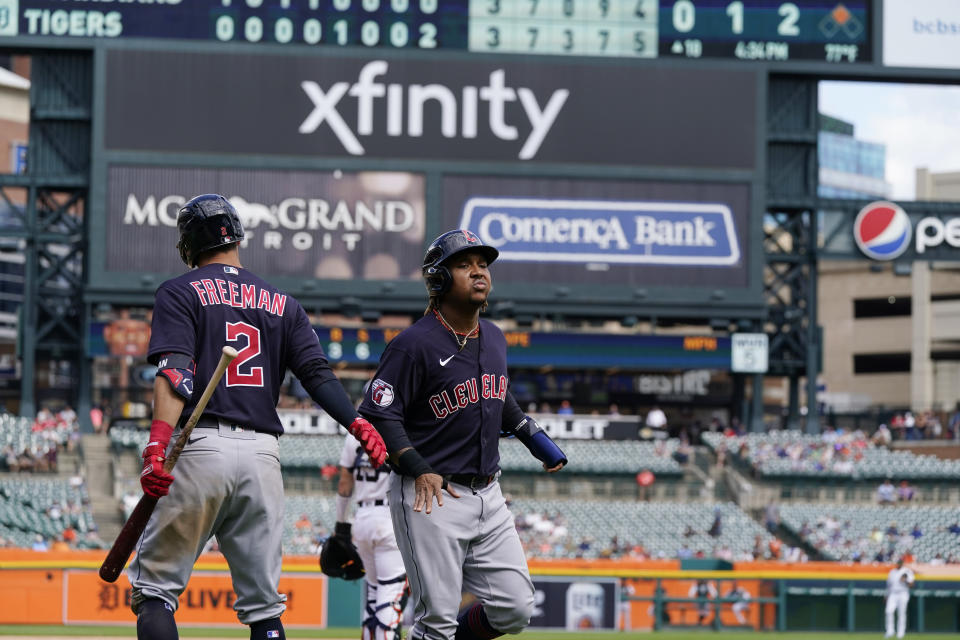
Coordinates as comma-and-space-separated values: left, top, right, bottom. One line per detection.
98, 345, 239, 583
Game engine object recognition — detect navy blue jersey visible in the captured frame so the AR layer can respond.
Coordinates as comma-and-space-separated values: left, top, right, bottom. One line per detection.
148, 263, 330, 434
359, 313, 508, 476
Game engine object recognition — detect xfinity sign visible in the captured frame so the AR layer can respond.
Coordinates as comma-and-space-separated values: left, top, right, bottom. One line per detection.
460, 198, 741, 266
298, 61, 569, 160
106, 50, 756, 168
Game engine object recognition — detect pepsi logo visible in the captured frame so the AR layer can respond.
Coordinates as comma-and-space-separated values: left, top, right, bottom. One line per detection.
853, 201, 911, 261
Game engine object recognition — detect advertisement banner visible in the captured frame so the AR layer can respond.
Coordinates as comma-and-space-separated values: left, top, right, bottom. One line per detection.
530, 577, 618, 630
65, 570, 327, 626
443, 175, 750, 287
105, 49, 756, 169
106, 166, 425, 279
883, 0, 960, 70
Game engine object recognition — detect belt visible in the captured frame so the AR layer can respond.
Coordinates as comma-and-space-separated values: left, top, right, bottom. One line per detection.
193, 416, 279, 439
444, 473, 495, 491
357, 499, 386, 508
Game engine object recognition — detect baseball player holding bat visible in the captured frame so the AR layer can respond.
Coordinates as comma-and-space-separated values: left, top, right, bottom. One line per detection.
131, 195, 386, 640
359, 229, 568, 640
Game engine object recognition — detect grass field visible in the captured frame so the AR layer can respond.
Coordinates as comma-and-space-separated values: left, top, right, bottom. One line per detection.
0, 628, 945, 639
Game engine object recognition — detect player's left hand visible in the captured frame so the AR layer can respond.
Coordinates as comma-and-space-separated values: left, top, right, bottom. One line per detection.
544, 461, 566, 473
349, 417, 387, 468
413, 473, 459, 514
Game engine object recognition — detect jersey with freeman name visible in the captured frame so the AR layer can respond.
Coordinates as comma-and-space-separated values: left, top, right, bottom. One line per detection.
359, 313, 507, 476
148, 262, 330, 434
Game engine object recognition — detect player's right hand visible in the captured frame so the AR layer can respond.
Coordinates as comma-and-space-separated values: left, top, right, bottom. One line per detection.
413, 473, 459, 514
140, 441, 174, 498
349, 417, 387, 468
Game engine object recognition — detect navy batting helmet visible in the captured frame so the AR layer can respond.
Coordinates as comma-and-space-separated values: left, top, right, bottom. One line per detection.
176, 194, 245, 267
422, 229, 499, 295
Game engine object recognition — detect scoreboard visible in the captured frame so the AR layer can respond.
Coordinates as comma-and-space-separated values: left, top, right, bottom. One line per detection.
3, 0, 870, 63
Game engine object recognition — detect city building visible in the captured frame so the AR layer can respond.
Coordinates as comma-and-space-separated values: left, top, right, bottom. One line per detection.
817, 113, 960, 415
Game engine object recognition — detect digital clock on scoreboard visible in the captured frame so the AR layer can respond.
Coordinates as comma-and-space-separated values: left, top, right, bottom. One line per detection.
1, 0, 869, 64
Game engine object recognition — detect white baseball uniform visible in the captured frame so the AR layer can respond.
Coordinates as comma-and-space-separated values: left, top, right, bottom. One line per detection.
340, 433, 407, 640
728, 587, 750, 624
885, 566, 914, 639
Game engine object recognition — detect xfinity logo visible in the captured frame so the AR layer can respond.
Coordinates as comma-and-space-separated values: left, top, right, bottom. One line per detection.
298, 60, 570, 160
460, 198, 740, 266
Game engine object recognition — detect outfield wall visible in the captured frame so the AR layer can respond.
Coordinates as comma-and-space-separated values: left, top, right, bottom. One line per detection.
0, 551, 957, 631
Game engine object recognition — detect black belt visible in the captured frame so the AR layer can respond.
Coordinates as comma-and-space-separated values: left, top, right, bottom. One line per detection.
193, 416, 279, 439
358, 499, 386, 508
444, 473, 495, 490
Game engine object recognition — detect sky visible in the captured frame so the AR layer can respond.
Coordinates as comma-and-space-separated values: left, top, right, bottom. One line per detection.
819, 81, 960, 201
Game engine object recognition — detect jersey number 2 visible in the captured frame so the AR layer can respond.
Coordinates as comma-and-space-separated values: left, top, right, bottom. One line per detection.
225, 322, 264, 387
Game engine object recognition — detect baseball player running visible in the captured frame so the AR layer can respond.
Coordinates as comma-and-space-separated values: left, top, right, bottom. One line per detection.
130, 194, 386, 640
885, 557, 915, 638
359, 229, 568, 640
335, 431, 408, 640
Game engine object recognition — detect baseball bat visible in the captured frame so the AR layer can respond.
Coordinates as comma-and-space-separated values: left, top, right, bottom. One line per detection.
98, 346, 239, 583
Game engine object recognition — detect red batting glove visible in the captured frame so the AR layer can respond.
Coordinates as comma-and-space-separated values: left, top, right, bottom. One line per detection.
141, 420, 175, 498
349, 417, 387, 469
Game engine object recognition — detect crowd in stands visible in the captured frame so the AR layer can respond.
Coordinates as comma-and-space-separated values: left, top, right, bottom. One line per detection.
0, 406, 80, 473
789, 511, 960, 565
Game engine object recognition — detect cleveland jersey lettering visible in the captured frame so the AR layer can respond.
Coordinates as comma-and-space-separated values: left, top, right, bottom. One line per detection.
428, 374, 507, 419
360, 313, 508, 476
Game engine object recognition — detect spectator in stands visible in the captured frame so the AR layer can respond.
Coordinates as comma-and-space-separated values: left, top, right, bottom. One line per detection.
768, 538, 782, 559
677, 544, 693, 559
909, 524, 922, 540
607, 403, 620, 416
294, 513, 312, 530
897, 480, 915, 502
31, 534, 49, 552
645, 405, 667, 431
949, 408, 960, 442
929, 553, 945, 566
557, 400, 574, 415
942, 522, 960, 535
684, 525, 696, 538
876, 478, 896, 505
903, 411, 917, 440
763, 500, 780, 534
708, 507, 723, 538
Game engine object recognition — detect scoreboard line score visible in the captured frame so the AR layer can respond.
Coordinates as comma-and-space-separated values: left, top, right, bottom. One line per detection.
0, 0, 870, 64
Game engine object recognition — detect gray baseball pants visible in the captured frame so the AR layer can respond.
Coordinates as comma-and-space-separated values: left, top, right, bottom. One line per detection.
129, 424, 286, 625
387, 472, 535, 640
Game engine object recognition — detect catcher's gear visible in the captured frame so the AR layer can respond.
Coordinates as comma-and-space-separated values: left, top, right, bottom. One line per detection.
176, 194, 245, 266
423, 229, 499, 295
320, 522, 365, 580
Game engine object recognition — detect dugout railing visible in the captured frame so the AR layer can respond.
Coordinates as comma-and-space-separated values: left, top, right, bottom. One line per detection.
622, 576, 960, 633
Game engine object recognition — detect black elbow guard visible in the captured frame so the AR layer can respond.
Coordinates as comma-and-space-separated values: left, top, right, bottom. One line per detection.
514, 415, 567, 468
155, 352, 196, 402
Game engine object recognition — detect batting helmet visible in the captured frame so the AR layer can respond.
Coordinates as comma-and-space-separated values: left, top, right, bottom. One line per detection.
176, 194, 245, 267
319, 534, 365, 580
422, 229, 499, 295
